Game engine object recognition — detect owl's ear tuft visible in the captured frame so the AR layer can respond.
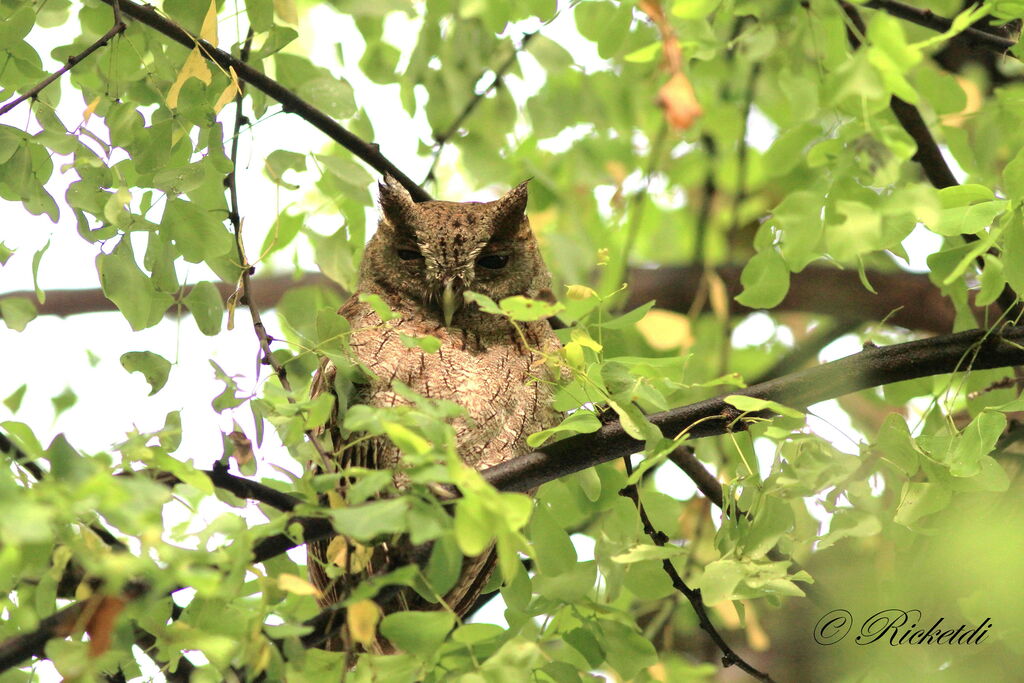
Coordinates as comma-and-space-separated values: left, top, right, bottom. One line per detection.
378, 174, 416, 227
491, 180, 530, 237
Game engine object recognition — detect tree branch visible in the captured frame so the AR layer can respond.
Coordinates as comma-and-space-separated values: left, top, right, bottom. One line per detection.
0, 1, 126, 118
95, 0, 428, 202
423, 32, 537, 185
482, 324, 1024, 492
620, 456, 773, 682
839, 1, 1022, 322
6, 323, 1023, 672
0, 264, 965, 333
863, 0, 1018, 56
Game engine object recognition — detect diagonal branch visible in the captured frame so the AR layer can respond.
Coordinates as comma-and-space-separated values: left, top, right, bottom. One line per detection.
0, 1, 126, 118
620, 456, 773, 682
839, 1, 1023, 322
220, 29, 335, 472
423, 32, 538, 185
863, 0, 1018, 56
94, 0, 429, 202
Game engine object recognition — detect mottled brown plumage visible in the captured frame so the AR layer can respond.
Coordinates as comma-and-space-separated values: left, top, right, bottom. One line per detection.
308, 176, 561, 650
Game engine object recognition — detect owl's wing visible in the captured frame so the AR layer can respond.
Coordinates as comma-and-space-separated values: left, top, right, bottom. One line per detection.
306, 296, 390, 613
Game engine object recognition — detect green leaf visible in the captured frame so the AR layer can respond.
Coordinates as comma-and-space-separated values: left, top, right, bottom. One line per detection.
894, 482, 951, 526
528, 504, 576, 576
526, 409, 601, 448
399, 332, 441, 353
31, 239, 49, 304
379, 611, 454, 658
0, 297, 36, 331
264, 149, 306, 189
499, 295, 564, 322
930, 200, 1008, 236
1003, 149, 1024, 201
866, 13, 921, 103
937, 184, 994, 207
454, 496, 493, 556
698, 559, 749, 605
96, 239, 173, 330
50, 387, 76, 417
160, 198, 234, 264
875, 413, 920, 476
724, 394, 804, 419
950, 411, 1006, 477
184, 281, 224, 335
0, 242, 13, 265
977, 254, 1006, 306
827, 200, 882, 261
0, 6, 35, 43
121, 351, 172, 395
210, 360, 246, 411
4, 384, 26, 413
1004, 209, 1024, 297
331, 498, 409, 541
358, 292, 398, 322
736, 249, 789, 308
611, 543, 687, 564
607, 398, 660, 442
773, 190, 824, 270
463, 291, 503, 316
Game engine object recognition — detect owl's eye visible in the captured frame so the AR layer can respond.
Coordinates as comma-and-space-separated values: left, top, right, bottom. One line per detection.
396, 248, 423, 261
476, 254, 509, 270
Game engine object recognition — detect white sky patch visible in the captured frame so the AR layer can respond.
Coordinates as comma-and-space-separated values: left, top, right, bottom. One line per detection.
652, 457, 701, 501
730, 311, 777, 348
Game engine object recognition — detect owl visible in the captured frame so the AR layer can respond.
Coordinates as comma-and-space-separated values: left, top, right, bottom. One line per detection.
307, 176, 562, 651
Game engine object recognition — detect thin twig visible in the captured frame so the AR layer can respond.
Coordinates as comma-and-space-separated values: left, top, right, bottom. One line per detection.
0, 1, 126, 117
223, 29, 334, 470
863, 0, 1018, 56
839, 1, 1023, 323
423, 32, 538, 186
619, 456, 774, 681
95, 0, 428, 201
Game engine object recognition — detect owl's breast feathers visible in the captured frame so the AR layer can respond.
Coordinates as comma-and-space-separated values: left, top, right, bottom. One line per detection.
324, 295, 561, 472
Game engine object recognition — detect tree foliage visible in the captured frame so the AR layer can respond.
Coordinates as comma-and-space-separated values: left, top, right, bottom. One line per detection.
3, 0, 1024, 680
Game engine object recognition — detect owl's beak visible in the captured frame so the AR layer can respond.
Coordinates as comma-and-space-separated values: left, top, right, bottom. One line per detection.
440, 278, 463, 327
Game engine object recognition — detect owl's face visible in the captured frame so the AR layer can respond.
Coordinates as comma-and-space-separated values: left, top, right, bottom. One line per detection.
360, 176, 552, 328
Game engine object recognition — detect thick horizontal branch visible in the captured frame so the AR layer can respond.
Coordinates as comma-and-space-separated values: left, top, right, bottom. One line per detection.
483, 324, 1024, 492
0, 264, 960, 333
96, 0, 428, 202
7, 324, 1021, 671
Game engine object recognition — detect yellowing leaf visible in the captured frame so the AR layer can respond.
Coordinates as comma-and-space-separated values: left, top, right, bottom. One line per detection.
213, 66, 240, 114
277, 573, 321, 597
566, 284, 597, 300
200, 0, 219, 45
327, 537, 373, 573
346, 600, 381, 647
274, 0, 298, 25
570, 327, 602, 352
83, 96, 100, 122
167, 48, 212, 109
705, 269, 729, 323
636, 308, 692, 351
